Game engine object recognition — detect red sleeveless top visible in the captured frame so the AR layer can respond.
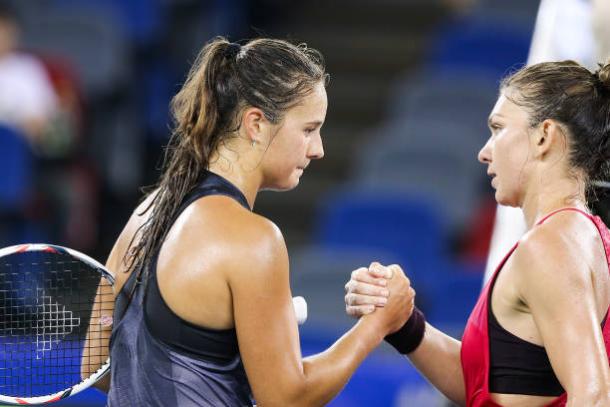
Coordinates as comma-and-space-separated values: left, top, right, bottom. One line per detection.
460, 208, 610, 407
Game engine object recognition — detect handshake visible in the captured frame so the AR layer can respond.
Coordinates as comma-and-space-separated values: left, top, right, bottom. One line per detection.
344, 262, 425, 354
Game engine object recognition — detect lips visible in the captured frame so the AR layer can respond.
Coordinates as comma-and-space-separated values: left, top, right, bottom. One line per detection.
487, 171, 496, 187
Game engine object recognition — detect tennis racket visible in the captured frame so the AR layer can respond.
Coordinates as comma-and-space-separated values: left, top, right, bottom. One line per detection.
0, 244, 113, 405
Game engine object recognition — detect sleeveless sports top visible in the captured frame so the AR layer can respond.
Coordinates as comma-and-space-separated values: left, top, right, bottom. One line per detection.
461, 208, 610, 407
107, 170, 253, 407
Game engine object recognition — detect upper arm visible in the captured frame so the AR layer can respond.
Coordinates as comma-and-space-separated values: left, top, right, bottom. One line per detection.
106, 191, 158, 294
226, 219, 304, 406
515, 226, 610, 394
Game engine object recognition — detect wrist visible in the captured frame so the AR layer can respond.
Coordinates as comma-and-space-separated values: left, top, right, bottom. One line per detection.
356, 314, 385, 346
384, 306, 426, 354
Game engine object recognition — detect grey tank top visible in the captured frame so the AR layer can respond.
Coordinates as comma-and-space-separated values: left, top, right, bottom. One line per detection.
107, 170, 254, 406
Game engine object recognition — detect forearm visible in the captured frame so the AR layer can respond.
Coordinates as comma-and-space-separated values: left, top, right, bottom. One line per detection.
564, 368, 610, 407
406, 323, 465, 405
567, 389, 610, 407
296, 319, 383, 407
82, 278, 114, 374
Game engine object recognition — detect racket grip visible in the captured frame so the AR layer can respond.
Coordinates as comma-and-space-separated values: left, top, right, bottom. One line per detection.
292, 296, 307, 325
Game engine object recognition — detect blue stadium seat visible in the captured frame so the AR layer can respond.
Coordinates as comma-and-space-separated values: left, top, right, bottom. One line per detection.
386, 69, 498, 127
290, 244, 403, 328
52, 0, 165, 46
427, 12, 532, 77
425, 264, 483, 332
0, 125, 33, 211
313, 185, 450, 302
314, 186, 447, 265
0, 125, 35, 246
355, 117, 485, 232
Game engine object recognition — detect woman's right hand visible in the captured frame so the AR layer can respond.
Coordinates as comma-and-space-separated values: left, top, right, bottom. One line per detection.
345, 262, 415, 336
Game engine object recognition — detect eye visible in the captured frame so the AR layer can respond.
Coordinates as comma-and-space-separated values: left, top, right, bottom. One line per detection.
490, 123, 503, 132
304, 128, 316, 135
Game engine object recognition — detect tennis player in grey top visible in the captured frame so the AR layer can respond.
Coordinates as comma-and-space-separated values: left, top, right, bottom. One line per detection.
86, 37, 415, 406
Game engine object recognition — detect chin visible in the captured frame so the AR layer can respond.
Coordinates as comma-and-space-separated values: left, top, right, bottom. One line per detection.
263, 177, 300, 192
281, 172, 303, 190
283, 178, 300, 191
494, 191, 520, 208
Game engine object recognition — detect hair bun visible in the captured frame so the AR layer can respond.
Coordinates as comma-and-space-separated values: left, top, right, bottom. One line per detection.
595, 60, 610, 90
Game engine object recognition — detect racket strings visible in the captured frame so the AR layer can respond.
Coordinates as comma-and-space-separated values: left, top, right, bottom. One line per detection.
0, 253, 112, 398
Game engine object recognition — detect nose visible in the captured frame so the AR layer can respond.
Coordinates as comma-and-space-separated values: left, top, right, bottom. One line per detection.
478, 137, 492, 164
308, 132, 324, 160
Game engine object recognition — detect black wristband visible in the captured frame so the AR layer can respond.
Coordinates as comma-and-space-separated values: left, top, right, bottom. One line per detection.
384, 306, 426, 354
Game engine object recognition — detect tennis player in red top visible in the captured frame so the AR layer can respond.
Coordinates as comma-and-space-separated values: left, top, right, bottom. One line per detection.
345, 60, 610, 406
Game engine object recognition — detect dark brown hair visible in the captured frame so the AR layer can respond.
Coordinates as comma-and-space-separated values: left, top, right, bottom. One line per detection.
125, 37, 327, 280
501, 60, 610, 204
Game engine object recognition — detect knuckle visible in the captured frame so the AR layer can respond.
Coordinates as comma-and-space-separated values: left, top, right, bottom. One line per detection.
344, 281, 352, 292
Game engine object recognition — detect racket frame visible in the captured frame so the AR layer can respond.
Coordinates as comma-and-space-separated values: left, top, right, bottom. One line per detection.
0, 244, 114, 405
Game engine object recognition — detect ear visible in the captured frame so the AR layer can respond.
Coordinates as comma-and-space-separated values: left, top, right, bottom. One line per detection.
533, 119, 563, 159
241, 107, 270, 144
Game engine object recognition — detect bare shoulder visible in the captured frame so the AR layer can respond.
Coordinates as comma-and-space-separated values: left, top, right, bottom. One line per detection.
185, 195, 289, 281
512, 210, 598, 286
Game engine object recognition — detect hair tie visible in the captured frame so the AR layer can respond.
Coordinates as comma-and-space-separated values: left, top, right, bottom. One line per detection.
224, 42, 242, 60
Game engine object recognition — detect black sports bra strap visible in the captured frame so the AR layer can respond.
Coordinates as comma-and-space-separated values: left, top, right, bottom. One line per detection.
182, 170, 250, 213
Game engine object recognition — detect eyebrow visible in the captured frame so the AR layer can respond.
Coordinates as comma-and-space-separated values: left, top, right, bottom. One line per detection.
487, 113, 505, 128
305, 120, 324, 127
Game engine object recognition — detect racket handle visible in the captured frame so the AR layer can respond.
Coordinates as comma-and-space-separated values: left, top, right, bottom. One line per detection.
292, 296, 308, 325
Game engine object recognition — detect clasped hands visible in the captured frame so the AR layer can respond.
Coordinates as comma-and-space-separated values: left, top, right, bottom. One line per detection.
344, 262, 416, 336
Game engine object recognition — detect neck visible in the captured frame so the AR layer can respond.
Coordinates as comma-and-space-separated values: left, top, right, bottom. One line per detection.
520, 174, 587, 229
207, 147, 262, 210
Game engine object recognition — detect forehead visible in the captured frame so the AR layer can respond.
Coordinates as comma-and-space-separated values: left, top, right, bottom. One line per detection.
286, 82, 327, 120
489, 91, 529, 121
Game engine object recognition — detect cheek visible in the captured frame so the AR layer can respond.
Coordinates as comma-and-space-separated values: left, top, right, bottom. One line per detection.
508, 141, 530, 173
497, 132, 528, 170
283, 134, 308, 158
267, 132, 305, 167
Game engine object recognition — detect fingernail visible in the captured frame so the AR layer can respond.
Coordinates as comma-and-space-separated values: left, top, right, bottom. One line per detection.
381, 289, 389, 297
377, 297, 387, 305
